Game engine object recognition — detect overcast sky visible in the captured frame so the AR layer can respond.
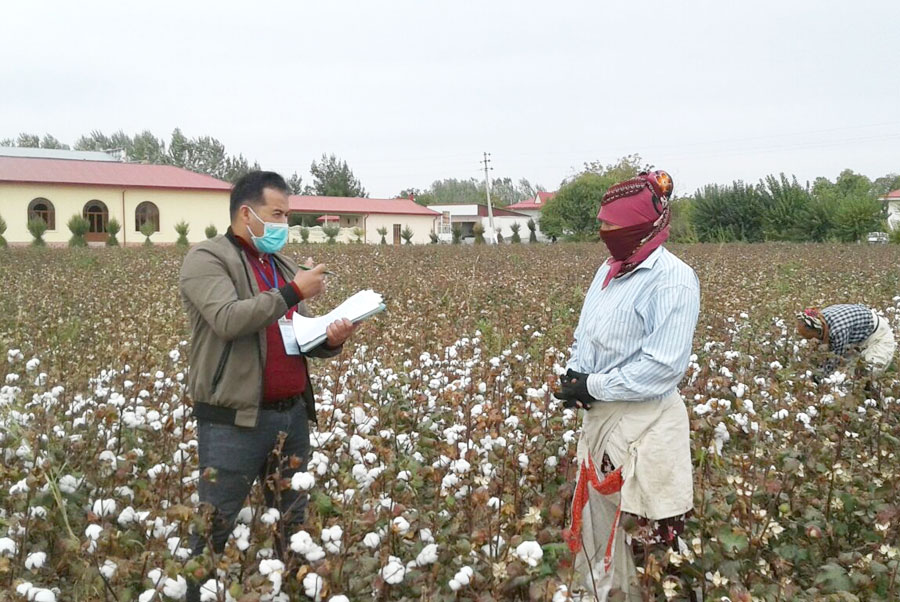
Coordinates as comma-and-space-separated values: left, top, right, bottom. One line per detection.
2, 0, 899, 198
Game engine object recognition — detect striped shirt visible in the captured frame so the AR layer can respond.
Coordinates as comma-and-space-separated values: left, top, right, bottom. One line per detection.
567, 246, 700, 402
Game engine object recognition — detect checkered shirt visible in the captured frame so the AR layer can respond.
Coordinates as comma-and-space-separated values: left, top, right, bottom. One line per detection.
822, 304, 876, 374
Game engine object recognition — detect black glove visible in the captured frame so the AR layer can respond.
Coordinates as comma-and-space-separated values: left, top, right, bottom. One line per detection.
557, 369, 598, 409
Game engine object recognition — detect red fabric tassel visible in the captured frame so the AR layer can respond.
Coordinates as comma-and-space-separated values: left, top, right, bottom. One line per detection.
563, 456, 624, 557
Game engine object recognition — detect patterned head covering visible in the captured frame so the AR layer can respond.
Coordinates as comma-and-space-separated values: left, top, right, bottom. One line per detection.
596, 170, 674, 288
797, 308, 828, 341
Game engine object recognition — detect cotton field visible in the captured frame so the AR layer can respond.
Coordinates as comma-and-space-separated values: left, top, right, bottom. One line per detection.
1, 243, 899, 601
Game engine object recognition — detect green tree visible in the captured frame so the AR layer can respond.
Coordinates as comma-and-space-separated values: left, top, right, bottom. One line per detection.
377, 226, 388, 245
28, 218, 48, 247
401, 225, 414, 244
758, 174, 811, 241
205, 224, 218, 239
398, 188, 436, 206
510, 222, 521, 243
300, 227, 310, 243
835, 196, 883, 242
310, 154, 367, 197
1, 133, 70, 149
872, 173, 900, 198
690, 181, 766, 242
287, 172, 308, 195
0, 213, 7, 248
106, 218, 121, 246
668, 197, 698, 243
175, 221, 190, 248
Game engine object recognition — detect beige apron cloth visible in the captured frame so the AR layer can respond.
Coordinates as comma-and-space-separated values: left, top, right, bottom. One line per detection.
571, 391, 693, 601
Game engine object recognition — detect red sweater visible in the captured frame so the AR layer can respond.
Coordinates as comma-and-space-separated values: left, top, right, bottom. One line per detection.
235, 236, 308, 403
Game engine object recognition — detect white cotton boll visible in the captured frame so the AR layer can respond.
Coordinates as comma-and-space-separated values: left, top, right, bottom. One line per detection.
291, 472, 316, 491
31, 589, 56, 602
303, 572, 323, 599
449, 566, 474, 591
487, 496, 500, 510
259, 558, 284, 576
163, 576, 187, 599
379, 557, 406, 585
415, 543, 439, 566
397, 470, 411, 482
9, 478, 29, 495
236, 507, 254, 525
117, 506, 138, 527
328, 596, 350, 602
85, 524, 103, 540
139, 590, 156, 602
451, 459, 470, 474
322, 525, 343, 554
25, 358, 40, 372
514, 541, 544, 567
29, 506, 47, 520
24, 551, 47, 570
518, 454, 529, 469
259, 508, 281, 525
419, 528, 434, 543
392, 517, 410, 535
199, 579, 236, 602
544, 456, 558, 469
363, 532, 382, 549
92, 499, 117, 517
290, 531, 326, 562
232, 524, 251, 551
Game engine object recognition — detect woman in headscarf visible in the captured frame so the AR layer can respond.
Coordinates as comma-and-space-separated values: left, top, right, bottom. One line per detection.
556, 171, 700, 601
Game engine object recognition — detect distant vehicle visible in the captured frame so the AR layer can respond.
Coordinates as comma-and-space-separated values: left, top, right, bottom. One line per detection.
867, 231, 888, 244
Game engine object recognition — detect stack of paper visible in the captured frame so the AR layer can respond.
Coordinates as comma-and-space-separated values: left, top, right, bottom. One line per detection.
292, 289, 386, 352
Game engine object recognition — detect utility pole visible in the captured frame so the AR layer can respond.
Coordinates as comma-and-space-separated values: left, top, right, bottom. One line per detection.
481, 152, 496, 244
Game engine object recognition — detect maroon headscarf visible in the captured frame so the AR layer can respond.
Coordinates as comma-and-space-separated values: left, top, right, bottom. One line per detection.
597, 170, 673, 288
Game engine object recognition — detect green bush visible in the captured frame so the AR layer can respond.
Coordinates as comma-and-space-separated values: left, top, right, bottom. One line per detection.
140, 222, 155, 246
495, 229, 504, 244
300, 227, 310, 243
510, 222, 521, 243
472, 222, 485, 244
27, 218, 48, 247
205, 224, 218, 239
527, 218, 537, 243
322, 224, 340, 244
352, 227, 364, 243
401, 225, 414, 245
377, 226, 387, 245
429, 232, 439, 244
67, 215, 90, 248
0, 213, 7, 248
175, 221, 190, 248
452, 224, 462, 244
106, 218, 121, 247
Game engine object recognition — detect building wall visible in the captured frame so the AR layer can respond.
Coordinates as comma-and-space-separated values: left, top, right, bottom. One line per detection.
0, 183, 230, 244
363, 214, 437, 244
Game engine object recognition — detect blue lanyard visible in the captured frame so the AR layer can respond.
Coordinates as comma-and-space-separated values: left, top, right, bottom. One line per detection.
252, 255, 280, 290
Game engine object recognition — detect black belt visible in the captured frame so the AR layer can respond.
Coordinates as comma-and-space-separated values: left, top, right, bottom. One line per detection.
261, 395, 301, 412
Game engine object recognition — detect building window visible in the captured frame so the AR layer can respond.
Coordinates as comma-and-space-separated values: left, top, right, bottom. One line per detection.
27, 198, 55, 230
135, 201, 160, 232
83, 200, 109, 234
393, 224, 402, 245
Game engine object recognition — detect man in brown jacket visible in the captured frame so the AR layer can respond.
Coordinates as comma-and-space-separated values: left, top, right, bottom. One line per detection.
179, 171, 356, 599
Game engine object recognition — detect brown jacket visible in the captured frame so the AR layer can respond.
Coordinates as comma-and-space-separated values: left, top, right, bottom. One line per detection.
179, 230, 340, 427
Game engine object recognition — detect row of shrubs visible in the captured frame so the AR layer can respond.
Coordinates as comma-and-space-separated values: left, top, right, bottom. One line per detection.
0, 215, 542, 247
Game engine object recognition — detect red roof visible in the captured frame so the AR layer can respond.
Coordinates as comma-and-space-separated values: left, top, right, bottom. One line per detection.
883, 189, 900, 200
316, 215, 340, 221
0, 156, 232, 191
290, 195, 441, 216
506, 191, 556, 211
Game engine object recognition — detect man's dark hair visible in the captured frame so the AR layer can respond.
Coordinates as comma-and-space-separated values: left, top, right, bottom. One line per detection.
230, 171, 290, 218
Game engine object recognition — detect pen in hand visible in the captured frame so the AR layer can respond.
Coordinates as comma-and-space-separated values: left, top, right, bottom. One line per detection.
298, 264, 336, 276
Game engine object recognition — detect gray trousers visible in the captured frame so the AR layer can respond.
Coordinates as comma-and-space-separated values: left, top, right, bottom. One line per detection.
189, 400, 311, 558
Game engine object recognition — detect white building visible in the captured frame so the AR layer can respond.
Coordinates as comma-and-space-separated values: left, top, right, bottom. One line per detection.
880, 189, 900, 231
427, 203, 533, 242
288, 195, 440, 244
505, 191, 556, 242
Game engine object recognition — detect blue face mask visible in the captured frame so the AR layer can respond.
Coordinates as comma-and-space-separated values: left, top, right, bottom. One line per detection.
245, 206, 289, 254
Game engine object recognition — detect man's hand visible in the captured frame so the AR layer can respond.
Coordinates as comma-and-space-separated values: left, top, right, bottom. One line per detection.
325, 318, 358, 348
557, 368, 598, 410
292, 258, 326, 300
